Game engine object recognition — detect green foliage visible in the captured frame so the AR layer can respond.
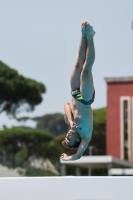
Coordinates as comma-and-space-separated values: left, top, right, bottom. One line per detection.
0, 127, 54, 161
93, 107, 106, 127
0, 107, 106, 176
32, 113, 69, 136
89, 107, 106, 155
0, 61, 46, 116
15, 167, 25, 175
15, 149, 28, 163
26, 166, 57, 176
16, 117, 30, 122
0, 127, 62, 175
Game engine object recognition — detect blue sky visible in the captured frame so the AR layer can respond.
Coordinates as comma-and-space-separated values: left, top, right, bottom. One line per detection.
0, 0, 133, 127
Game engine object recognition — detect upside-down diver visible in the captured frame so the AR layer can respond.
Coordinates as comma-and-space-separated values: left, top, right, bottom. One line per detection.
61, 21, 95, 161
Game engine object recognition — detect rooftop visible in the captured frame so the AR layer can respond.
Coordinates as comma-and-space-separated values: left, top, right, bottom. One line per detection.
104, 77, 133, 83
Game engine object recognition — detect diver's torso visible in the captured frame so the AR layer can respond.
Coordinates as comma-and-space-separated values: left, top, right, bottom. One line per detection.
71, 97, 93, 139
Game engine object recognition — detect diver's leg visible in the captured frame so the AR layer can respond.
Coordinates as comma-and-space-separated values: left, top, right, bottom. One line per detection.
80, 23, 95, 101
70, 21, 87, 91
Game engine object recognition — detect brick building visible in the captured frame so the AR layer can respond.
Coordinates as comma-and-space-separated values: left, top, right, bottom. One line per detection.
105, 77, 133, 162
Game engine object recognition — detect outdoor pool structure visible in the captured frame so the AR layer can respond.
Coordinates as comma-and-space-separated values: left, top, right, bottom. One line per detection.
0, 176, 133, 200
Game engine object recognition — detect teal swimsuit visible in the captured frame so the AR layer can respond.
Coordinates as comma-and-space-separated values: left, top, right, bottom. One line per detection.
71, 89, 95, 105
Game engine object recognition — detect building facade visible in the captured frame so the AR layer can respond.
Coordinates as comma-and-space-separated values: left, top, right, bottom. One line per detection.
105, 77, 133, 162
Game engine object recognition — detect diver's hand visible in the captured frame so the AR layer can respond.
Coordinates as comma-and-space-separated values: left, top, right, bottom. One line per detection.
61, 153, 69, 161
61, 153, 80, 161
70, 121, 78, 131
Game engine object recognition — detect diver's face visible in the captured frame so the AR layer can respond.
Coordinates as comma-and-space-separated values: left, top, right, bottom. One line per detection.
65, 130, 78, 146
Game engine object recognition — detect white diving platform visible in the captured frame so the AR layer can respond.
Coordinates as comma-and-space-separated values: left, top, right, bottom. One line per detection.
60, 155, 133, 175
0, 177, 133, 200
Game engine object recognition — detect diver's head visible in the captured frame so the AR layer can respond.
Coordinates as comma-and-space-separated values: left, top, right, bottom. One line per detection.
62, 129, 81, 149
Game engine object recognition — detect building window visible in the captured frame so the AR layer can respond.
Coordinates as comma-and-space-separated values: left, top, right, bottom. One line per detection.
122, 99, 130, 160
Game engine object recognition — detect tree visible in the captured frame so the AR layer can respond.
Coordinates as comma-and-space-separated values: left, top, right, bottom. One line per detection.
0, 127, 54, 161
89, 107, 106, 155
0, 107, 106, 176
32, 113, 69, 136
0, 61, 46, 116
17, 113, 69, 136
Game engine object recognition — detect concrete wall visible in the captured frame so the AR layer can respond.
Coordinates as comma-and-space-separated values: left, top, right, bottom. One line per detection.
0, 177, 133, 200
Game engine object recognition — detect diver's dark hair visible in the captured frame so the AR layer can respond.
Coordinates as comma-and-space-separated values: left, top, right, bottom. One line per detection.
61, 133, 81, 150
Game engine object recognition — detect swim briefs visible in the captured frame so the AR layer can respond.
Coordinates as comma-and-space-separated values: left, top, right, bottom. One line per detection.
71, 89, 95, 105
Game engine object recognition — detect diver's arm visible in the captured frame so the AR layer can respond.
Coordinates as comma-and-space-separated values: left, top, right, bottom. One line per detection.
64, 102, 78, 129
64, 102, 73, 124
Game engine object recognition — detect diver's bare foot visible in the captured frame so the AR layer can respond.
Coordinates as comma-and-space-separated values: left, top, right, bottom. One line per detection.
86, 23, 95, 39
81, 21, 88, 37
